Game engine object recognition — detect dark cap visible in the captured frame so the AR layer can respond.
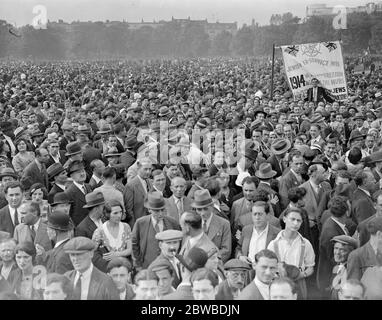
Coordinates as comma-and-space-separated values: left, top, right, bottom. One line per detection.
331, 235, 359, 249
64, 236, 97, 253
176, 247, 208, 272
47, 163, 66, 180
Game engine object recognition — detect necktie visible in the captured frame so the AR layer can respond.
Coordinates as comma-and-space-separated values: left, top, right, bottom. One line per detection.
14, 209, 19, 226
203, 220, 208, 234
73, 274, 82, 300
30, 225, 36, 240
154, 221, 160, 233
176, 197, 183, 215
81, 185, 87, 194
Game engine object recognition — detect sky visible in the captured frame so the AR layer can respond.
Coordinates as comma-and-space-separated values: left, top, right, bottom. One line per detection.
0, 0, 372, 27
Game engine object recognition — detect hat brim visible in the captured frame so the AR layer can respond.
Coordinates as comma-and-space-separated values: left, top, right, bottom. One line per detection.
65, 150, 82, 156
48, 168, 66, 180
0, 173, 18, 180
45, 221, 74, 232
83, 200, 105, 209
255, 170, 277, 179
191, 200, 214, 209
51, 200, 72, 206
271, 140, 291, 155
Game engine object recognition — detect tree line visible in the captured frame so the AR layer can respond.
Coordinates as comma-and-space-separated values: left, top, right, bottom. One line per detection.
0, 11, 381, 60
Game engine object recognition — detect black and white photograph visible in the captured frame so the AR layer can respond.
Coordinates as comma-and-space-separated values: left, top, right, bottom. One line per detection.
0, 0, 382, 304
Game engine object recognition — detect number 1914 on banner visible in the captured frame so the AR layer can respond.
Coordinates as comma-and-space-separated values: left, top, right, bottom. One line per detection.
289, 75, 306, 89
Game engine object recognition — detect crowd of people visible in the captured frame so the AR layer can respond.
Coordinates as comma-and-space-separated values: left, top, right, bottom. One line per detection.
0, 56, 381, 300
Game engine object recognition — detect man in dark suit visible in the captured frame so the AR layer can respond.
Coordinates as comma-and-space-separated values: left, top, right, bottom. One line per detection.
215, 259, 251, 300
304, 77, 335, 104
279, 151, 305, 209
132, 192, 180, 270
47, 163, 68, 203
0, 181, 24, 237
107, 257, 135, 300
46, 139, 67, 168
267, 138, 291, 178
21, 147, 50, 189
238, 249, 279, 300
64, 236, 119, 300
357, 193, 382, 246
191, 189, 231, 263
317, 196, 349, 298
65, 161, 92, 226
148, 229, 184, 288
75, 191, 105, 239
351, 171, 376, 224
124, 158, 153, 227
35, 210, 74, 274
119, 135, 138, 170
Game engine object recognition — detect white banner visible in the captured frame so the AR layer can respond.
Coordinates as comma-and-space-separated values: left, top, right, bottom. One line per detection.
281, 41, 348, 101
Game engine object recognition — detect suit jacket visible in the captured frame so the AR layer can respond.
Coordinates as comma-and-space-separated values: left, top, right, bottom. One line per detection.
357, 214, 378, 247
13, 221, 52, 251
124, 176, 152, 227
65, 265, 119, 300
7, 268, 43, 300
88, 177, 103, 190
279, 170, 303, 210
74, 215, 98, 239
238, 280, 264, 300
36, 238, 73, 274
162, 284, 193, 300
82, 145, 102, 180
317, 218, 346, 293
215, 280, 236, 300
65, 183, 92, 226
206, 214, 232, 263
351, 188, 376, 224
22, 160, 49, 189
347, 242, 379, 281
236, 223, 280, 257
165, 196, 192, 223
149, 253, 182, 288
0, 206, 16, 237
46, 150, 67, 168
180, 233, 219, 260
120, 150, 136, 170
305, 86, 334, 103
132, 215, 180, 269
257, 181, 282, 217
300, 180, 331, 224
267, 154, 285, 178
48, 184, 65, 203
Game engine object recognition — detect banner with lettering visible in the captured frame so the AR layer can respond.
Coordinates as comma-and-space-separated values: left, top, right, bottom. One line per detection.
281, 41, 348, 101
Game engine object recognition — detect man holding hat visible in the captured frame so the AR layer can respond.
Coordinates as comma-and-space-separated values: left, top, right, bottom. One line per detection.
75, 191, 105, 239
47, 163, 68, 203
191, 189, 231, 263
149, 229, 184, 288
215, 258, 251, 300
64, 236, 119, 300
65, 160, 92, 226
329, 235, 359, 299
163, 247, 208, 300
35, 209, 74, 274
132, 191, 180, 270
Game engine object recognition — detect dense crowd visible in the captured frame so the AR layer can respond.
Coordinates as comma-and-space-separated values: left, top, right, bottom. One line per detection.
0, 56, 381, 300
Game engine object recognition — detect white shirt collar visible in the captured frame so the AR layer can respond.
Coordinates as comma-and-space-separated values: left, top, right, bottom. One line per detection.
254, 276, 270, 300
33, 218, 41, 231
331, 217, 348, 235
55, 182, 66, 191
54, 238, 70, 249
358, 187, 371, 197
73, 181, 86, 193
77, 263, 93, 278
91, 175, 102, 184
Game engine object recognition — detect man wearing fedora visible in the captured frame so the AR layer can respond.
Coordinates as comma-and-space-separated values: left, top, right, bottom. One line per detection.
21, 147, 50, 190
191, 189, 231, 263
132, 191, 180, 270
64, 236, 119, 300
47, 163, 68, 203
65, 161, 93, 226
124, 158, 153, 227
255, 162, 282, 217
64, 141, 83, 170
75, 191, 105, 239
149, 229, 184, 288
120, 135, 139, 170
50, 192, 72, 216
35, 209, 74, 274
267, 138, 291, 178
163, 247, 208, 300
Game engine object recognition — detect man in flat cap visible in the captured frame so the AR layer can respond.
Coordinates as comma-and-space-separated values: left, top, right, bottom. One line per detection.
148, 229, 184, 288
64, 236, 119, 300
329, 235, 359, 299
149, 258, 176, 298
215, 258, 251, 300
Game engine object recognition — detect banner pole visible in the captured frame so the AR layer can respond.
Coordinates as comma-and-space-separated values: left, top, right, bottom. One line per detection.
270, 43, 275, 100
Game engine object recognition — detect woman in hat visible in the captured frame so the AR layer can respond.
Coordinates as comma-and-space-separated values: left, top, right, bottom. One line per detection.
92, 199, 132, 263
7, 241, 46, 300
29, 183, 50, 222
12, 138, 35, 176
